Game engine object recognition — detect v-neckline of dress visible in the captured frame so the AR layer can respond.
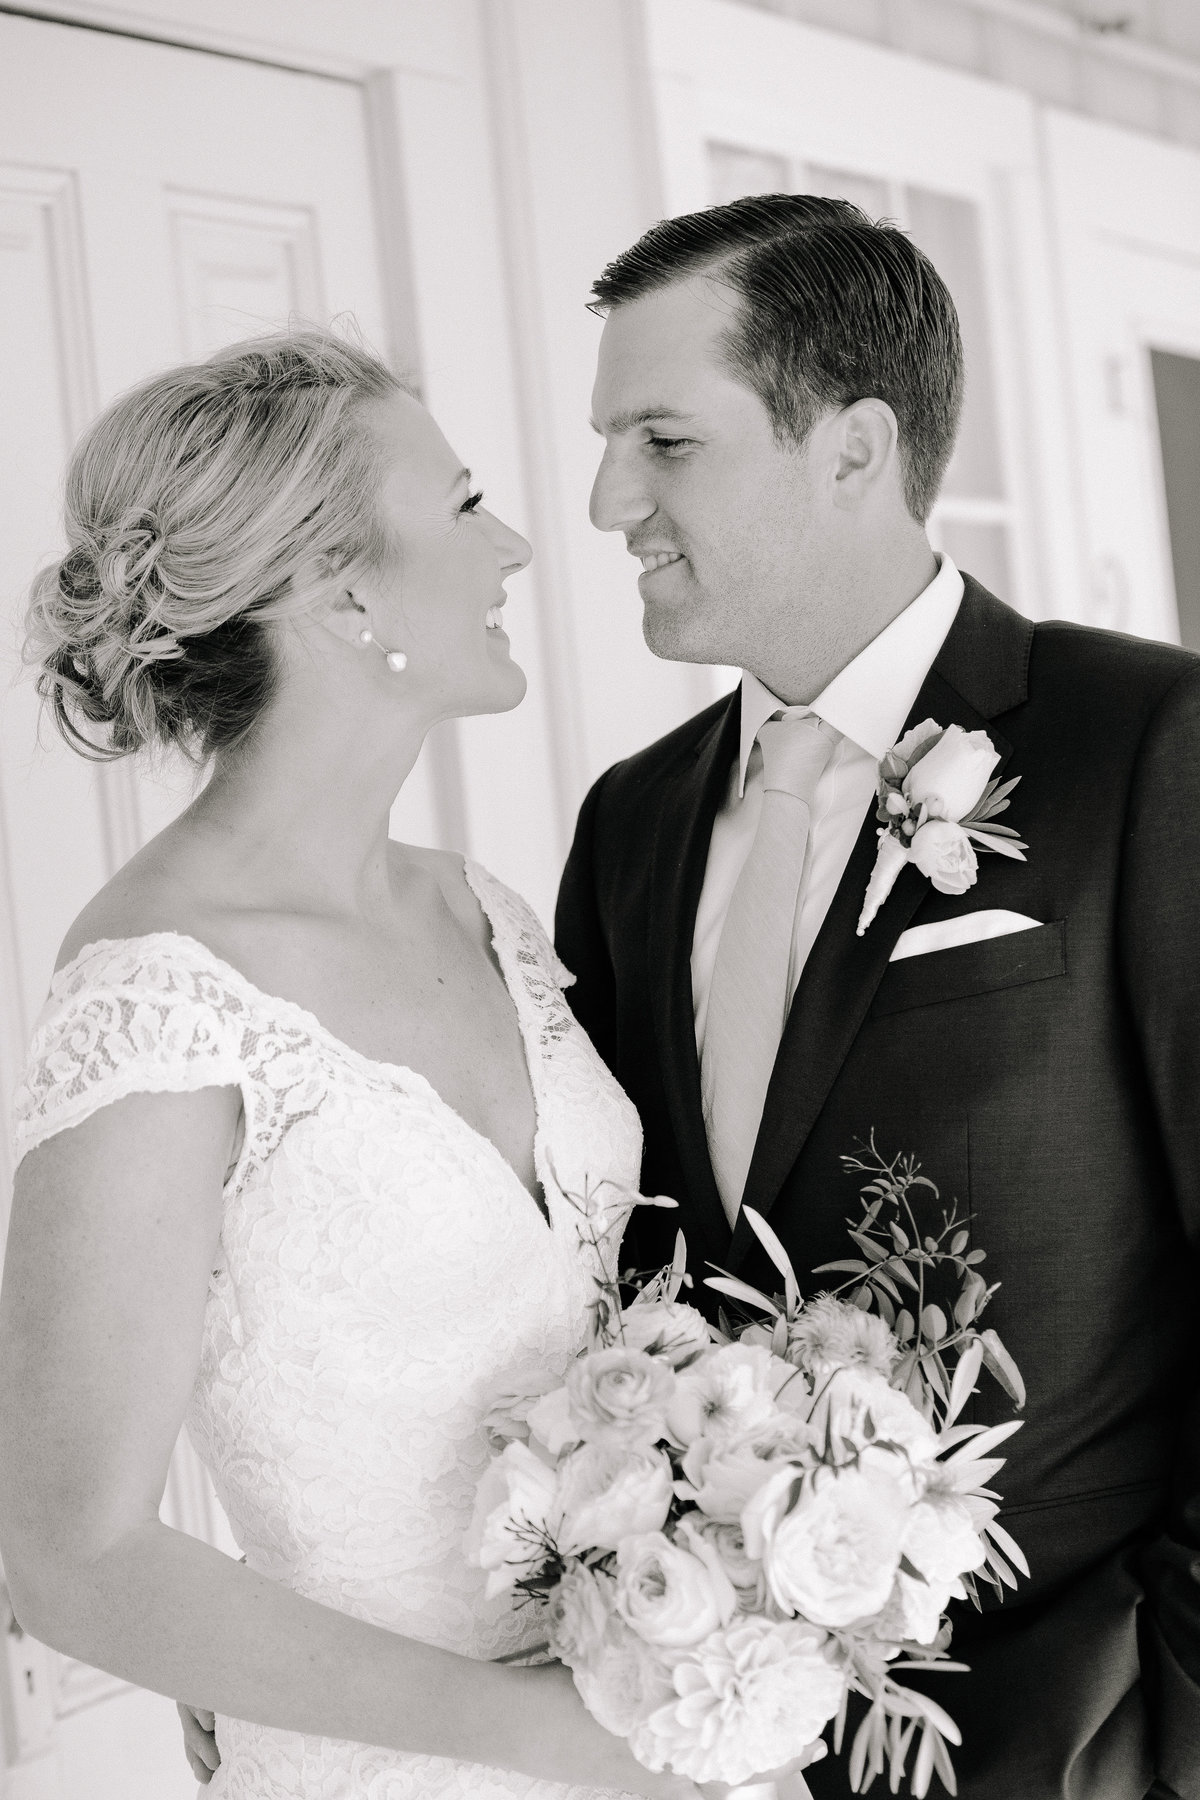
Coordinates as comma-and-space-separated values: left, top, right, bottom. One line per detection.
51, 859, 555, 1232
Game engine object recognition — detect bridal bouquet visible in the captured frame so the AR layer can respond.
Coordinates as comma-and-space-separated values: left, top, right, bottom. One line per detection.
467, 1143, 1027, 1796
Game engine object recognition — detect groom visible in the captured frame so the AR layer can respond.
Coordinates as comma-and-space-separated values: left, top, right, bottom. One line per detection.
556, 194, 1200, 1798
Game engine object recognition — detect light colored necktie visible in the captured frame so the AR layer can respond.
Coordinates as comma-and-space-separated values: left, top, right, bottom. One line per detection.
702, 713, 835, 1226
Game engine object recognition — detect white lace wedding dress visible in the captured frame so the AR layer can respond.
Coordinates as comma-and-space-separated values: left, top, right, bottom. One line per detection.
14, 860, 643, 1800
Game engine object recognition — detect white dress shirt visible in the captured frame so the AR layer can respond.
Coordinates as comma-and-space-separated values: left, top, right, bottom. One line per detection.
692, 556, 965, 1054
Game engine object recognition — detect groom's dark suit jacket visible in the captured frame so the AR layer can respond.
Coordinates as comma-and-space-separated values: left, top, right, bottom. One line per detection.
555, 578, 1200, 1800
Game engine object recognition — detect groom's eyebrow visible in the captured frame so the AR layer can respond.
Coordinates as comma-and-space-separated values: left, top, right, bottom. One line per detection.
589, 407, 697, 435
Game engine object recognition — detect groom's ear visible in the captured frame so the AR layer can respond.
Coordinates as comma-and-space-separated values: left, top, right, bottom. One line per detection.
830, 398, 900, 509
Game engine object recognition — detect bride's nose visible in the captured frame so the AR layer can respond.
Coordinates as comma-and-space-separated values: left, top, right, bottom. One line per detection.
489, 514, 533, 577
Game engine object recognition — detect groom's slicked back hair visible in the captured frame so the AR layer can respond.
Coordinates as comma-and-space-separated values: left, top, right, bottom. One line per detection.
590, 193, 963, 523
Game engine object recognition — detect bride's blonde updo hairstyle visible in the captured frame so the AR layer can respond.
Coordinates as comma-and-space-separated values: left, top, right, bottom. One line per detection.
26, 327, 402, 761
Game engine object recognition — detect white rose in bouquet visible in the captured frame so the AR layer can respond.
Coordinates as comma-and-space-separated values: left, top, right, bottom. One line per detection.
614, 1528, 738, 1648
618, 1299, 713, 1368
666, 1343, 783, 1447
742, 1461, 909, 1629
678, 1415, 815, 1523
892, 1494, 988, 1645
902, 723, 1000, 821
566, 1345, 676, 1449
465, 1440, 561, 1599
629, 1614, 844, 1785
687, 1516, 768, 1612
814, 1365, 939, 1469
557, 1443, 674, 1552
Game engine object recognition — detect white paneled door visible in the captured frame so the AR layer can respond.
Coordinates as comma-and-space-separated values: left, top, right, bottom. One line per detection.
0, 14, 417, 1796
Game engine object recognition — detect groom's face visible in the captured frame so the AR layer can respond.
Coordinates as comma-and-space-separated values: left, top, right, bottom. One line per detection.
589, 273, 829, 673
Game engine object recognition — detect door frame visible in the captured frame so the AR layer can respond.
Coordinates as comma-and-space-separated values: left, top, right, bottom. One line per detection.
1043, 106, 1200, 646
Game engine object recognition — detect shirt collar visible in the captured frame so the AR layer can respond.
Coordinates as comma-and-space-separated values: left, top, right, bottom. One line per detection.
736, 554, 965, 795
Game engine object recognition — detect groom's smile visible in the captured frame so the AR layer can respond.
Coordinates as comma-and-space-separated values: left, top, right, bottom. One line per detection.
588, 273, 836, 683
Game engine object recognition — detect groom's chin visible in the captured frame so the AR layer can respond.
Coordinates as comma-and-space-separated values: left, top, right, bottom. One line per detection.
641, 605, 725, 667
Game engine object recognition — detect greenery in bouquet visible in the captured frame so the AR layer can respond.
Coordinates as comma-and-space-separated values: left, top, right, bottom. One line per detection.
466, 1146, 1028, 1797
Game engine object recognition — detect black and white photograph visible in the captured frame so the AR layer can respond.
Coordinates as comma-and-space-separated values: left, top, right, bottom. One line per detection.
0, 3, 1199, 1797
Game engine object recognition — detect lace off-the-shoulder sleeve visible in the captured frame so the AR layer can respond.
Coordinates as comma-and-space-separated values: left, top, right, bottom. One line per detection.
12, 934, 306, 1170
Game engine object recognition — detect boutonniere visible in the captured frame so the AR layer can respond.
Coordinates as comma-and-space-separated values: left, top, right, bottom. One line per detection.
857, 719, 1027, 935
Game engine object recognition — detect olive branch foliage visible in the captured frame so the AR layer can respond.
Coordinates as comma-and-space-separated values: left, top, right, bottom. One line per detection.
816, 1134, 1025, 1428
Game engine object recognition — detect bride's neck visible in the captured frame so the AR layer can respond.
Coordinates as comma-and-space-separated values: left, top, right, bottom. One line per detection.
182, 695, 430, 919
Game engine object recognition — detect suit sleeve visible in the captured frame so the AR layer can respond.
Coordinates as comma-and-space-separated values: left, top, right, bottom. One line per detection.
1118, 659, 1200, 1795
554, 768, 619, 1076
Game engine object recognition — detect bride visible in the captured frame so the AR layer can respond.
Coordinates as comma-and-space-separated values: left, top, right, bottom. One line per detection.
0, 329, 694, 1800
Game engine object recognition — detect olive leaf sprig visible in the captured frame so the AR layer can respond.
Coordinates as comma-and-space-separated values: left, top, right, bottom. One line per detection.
814, 1134, 1025, 1430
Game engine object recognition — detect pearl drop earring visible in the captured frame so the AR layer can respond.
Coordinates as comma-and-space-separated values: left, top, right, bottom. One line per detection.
358, 625, 407, 673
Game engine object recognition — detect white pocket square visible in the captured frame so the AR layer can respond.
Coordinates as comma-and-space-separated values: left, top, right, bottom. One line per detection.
889, 910, 1044, 962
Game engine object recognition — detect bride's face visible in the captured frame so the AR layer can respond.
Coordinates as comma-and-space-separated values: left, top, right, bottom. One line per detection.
352, 391, 532, 721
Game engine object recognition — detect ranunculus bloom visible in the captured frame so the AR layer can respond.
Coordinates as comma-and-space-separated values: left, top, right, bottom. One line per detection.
465, 1440, 561, 1598
742, 1462, 909, 1628
618, 1300, 713, 1369
615, 1530, 738, 1648
630, 1615, 844, 1785
909, 819, 978, 895
556, 1443, 674, 1551
567, 1345, 675, 1448
666, 1344, 781, 1447
903, 723, 999, 821
545, 1563, 616, 1664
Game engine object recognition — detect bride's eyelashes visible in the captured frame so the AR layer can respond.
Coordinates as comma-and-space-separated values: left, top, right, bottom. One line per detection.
459, 489, 485, 515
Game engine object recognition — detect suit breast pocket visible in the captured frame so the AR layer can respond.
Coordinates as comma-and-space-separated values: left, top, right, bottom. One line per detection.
869, 919, 1067, 1018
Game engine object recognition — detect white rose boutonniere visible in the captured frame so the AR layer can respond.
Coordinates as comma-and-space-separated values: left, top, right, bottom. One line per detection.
856, 720, 1028, 935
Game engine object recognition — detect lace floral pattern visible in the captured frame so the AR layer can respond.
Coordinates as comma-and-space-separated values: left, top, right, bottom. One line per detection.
13, 861, 642, 1800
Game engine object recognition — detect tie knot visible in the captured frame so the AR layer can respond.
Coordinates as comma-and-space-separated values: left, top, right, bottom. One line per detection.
756, 714, 834, 801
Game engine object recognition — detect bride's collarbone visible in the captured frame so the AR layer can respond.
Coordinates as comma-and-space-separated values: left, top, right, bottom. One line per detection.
221, 917, 542, 1183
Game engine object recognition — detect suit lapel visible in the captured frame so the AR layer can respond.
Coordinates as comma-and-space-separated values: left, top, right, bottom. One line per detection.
647, 691, 741, 1270
727, 582, 1032, 1272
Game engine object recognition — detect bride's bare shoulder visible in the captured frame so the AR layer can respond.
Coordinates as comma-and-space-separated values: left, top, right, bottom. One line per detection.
54, 829, 216, 973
